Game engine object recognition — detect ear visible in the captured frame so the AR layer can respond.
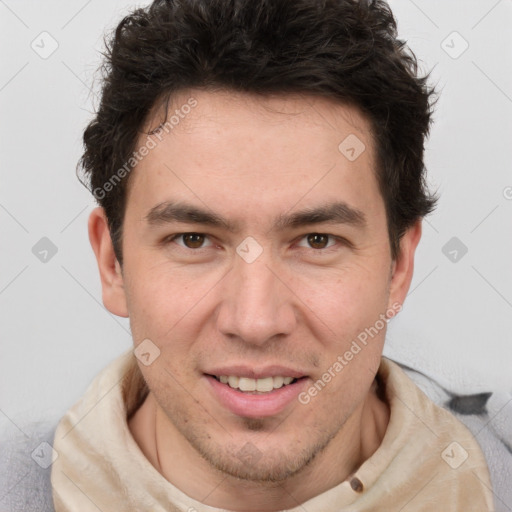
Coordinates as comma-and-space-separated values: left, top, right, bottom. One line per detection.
88, 207, 129, 317
388, 220, 422, 310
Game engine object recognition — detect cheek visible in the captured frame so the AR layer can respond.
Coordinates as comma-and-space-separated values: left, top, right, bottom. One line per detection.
123, 260, 224, 345
291, 262, 391, 341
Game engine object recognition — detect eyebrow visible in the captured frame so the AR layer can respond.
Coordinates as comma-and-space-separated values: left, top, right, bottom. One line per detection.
144, 200, 366, 232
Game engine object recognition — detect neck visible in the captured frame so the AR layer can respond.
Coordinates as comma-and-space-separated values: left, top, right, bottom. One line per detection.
129, 379, 389, 511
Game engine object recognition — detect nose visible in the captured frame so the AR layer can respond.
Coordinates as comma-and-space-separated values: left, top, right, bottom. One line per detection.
216, 252, 297, 346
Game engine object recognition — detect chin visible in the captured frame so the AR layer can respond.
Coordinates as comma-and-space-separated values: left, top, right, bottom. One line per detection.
193, 430, 331, 484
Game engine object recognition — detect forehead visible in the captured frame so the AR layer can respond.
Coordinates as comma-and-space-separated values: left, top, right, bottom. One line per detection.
144, 89, 373, 153
126, 89, 382, 224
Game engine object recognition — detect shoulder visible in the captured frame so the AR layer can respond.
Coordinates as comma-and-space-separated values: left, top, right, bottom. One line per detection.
0, 419, 57, 512
396, 361, 512, 512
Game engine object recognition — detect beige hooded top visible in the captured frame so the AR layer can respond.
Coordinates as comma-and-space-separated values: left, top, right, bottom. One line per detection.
51, 350, 495, 511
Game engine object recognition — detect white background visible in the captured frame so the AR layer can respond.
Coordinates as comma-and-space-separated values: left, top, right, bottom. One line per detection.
1, 0, 511, 433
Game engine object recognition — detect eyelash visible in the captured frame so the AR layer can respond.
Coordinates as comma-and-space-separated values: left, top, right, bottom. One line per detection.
164, 232, 348, 253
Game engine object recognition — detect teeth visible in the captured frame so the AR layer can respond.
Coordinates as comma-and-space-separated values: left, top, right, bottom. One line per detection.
255, 377, 274, 392
217, 375, 298, 392
239, 377, 256, 392
273, 376, 284, 389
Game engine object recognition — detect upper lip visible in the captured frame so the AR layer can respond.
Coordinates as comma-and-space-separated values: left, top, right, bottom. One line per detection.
205, 365, 307, 379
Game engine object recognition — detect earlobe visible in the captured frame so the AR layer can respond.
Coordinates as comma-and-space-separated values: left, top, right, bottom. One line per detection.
88, 207, 129, 318
388, 221, 422, 311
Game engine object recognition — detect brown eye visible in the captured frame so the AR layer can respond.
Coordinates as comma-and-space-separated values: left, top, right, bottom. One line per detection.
307, 233, 330, 249
166, 232, 214, 251
182, 233, 206, 248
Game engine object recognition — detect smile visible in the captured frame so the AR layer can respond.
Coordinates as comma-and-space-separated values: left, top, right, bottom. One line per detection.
204, 374, 309, 417
212, 375, 298, 393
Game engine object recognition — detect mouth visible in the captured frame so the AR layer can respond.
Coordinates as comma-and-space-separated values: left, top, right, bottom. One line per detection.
208, 374, 305, 394
204, 373, 309, 418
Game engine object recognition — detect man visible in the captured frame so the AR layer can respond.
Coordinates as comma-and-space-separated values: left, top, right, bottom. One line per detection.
5, 0, 511, 510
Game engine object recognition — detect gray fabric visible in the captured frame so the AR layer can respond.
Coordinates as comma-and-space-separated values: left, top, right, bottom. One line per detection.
0, 420, 56, 512
1, 362, 510, 511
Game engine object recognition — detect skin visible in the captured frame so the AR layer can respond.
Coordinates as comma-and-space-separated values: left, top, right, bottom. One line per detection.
89, 89, 421, 511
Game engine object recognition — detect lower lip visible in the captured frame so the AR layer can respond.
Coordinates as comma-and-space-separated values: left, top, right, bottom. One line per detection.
204, 375, 308, 418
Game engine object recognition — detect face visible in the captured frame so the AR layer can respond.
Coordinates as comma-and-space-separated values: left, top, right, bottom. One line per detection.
90, 89, 419, 484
